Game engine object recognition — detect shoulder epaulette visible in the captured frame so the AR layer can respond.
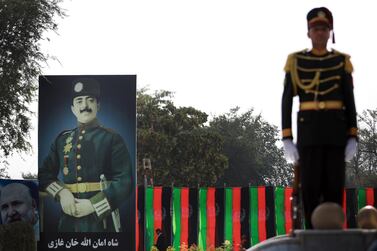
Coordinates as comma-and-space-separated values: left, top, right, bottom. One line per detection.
333, 49, 353, 73
284, 49, 307, 72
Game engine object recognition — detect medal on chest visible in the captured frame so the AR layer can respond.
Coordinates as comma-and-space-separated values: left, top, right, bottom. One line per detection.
64, 135, 73, 154
63, 155, 69, 175
63, 134, 74, 175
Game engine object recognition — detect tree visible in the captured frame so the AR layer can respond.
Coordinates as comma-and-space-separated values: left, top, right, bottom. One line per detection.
0, 1, 63, 162
209, 107, 292, 186
137, 89, 228, 187
347, 109, 377, 187
21, 171, 38, 180
0, 159, 10, 178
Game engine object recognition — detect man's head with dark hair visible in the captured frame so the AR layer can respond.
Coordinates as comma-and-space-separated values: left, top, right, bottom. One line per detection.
71, 78, 101, 124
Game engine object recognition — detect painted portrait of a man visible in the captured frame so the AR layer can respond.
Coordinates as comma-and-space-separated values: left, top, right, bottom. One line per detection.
38, 75, 136, 250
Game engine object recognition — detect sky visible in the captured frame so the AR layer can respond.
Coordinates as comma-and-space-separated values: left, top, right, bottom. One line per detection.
6, 0, 377, 178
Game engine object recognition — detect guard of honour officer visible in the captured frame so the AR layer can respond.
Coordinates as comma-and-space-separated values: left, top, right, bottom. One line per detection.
282, 7, 358, 229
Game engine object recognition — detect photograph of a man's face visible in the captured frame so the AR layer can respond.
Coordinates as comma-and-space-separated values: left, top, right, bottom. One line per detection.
0, 179, 40, 241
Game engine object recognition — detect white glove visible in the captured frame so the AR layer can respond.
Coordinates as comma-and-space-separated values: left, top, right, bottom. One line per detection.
58, 189, 76, 216
74, 199, 95, 218
283, 139, 299, 163
345, 138, 357, 162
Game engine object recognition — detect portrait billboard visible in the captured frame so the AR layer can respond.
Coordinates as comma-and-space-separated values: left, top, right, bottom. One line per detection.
38, 75, 136, 250
0, 179, 40, 241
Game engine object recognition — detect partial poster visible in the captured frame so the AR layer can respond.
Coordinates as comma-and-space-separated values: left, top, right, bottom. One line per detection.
38, 75, 136, 251
0, 179, 40, 241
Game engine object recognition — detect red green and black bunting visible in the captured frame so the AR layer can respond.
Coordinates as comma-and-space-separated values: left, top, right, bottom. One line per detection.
188, 188, 198, 246
249, 186, 276, 246
145, 187, 154, 251
224, 187, 242, 250
145, 187, 172, 251
140, 186, 376, 250
172, 187, 190, 250
198, 188, 217, 250
274, 187, 293, 235
358, 187, 375, 210
249, 186, 266, 246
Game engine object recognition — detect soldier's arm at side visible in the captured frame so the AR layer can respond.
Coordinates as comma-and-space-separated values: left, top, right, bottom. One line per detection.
282, 73, 295, 140
89, 133, 132, 220
342, 68, 358, 138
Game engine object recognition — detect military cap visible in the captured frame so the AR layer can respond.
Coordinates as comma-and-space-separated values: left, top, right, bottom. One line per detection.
72, 78, 100, 100
307, 7, 333, 30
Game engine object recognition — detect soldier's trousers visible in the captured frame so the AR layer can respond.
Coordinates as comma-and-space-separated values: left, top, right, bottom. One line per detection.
298, 145, 345, 229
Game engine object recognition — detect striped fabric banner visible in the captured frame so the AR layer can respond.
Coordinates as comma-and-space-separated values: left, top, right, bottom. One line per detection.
358, 188, 366, 210
366, 188, 375, 206
140, 186, 376, 250
274, 187, 293, 235
153, 187, 163, 244
358, 187, 375, 210
224, 187, 242, 251
198, 188, 216, 250
249, 186, 266, 246
145, 187, 172, 251
145, 187, 155, 251
172, 187, 190, 250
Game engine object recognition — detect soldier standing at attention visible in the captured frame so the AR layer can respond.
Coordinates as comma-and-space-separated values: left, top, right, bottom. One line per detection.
281, 7, 358, 229
39, 78, 132, 232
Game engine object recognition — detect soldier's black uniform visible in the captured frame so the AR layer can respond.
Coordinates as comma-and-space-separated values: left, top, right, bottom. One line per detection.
281, 48, 358, 227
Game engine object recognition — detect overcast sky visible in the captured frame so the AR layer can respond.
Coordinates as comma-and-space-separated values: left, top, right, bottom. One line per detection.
7, 0, 377, 178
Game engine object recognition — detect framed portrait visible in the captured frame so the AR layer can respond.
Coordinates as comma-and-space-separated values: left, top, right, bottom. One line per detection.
38, 75, 136, 250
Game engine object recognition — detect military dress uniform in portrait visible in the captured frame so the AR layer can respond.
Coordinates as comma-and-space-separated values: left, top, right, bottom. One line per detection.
281, 7, 358, 228
39, 78, 132, 232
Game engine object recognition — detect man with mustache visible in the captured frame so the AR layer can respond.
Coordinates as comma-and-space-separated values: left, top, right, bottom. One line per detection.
39, 78, 132, 232
0, 182, 39, 240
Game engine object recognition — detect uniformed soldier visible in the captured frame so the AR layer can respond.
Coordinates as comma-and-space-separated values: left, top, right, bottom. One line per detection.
281, 7, 358, 229
39, 78, 132, 232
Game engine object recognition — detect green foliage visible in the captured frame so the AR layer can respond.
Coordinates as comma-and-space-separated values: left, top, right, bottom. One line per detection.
137, 89, 228, 187
210, 107, 292, 186
137, 89, 293, 187
0, 0, 63, 160
347, 109, 377, 187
